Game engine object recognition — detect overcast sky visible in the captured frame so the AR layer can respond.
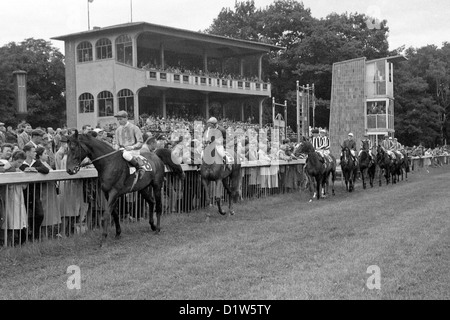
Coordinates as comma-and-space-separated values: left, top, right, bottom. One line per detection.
0, 0, 448, 54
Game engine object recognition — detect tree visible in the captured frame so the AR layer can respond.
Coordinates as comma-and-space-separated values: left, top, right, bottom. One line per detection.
0, 38, 66, 128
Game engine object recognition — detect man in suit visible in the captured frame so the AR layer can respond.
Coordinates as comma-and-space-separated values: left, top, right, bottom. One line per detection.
25, 129, 45, 149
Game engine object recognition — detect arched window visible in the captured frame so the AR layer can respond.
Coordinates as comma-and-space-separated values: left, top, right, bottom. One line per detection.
118, 89, 134, 119
96, 38, 112, 60
116, 34, 133, 65
77, 41, 93, 63
78, 93, 94, 113
98, 91, 114, 117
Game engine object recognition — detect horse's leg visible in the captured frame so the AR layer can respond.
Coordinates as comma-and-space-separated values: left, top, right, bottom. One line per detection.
101, 188, 120, 247
139, 187, 156, 231
361, 168, 366, 189
152, 184, 163, 233
201, 177, 212, 222
331, 167, 336, 196
215, 180, 226, 216
222, 179, 234, 215
315, 175, 321, 200
307, 174, 315, 202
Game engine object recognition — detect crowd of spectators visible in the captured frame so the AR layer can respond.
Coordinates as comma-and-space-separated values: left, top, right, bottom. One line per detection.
139, 62, 266, 84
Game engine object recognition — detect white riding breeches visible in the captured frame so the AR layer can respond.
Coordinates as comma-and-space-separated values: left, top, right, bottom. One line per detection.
122, 150, 139, 161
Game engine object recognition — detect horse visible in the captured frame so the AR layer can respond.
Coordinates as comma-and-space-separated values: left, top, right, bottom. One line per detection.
296, 139, 336, 202
358, 142, 376, 189
340, 146, 358, 192
65, 131, 185, 246
200, 137, 241, 220
376, 145, 394, 186
393, 150, 409, 182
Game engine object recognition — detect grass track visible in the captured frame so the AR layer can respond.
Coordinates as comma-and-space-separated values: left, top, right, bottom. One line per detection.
1, 166, 449, 300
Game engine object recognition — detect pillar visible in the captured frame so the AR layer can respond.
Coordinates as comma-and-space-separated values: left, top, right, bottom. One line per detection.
240, 58, 244, 77
203, 51, 208, 72
205, 93, 209, 119
259, 98, 264, 128
160, 42, 165, 69
161, 90, 167, 118
241, 102, 245, 122
13, 70, 27, 121
258, 54, 263, 81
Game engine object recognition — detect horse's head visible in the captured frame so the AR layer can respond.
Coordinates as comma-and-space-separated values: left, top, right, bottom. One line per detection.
66, 130, 89, 175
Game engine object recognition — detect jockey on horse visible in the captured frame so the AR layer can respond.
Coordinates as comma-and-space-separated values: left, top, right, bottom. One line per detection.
113, 110, 145, 178
204, 117, 232, 171
392, 137, 405, 160
358, 133, 374, 162
341, 132, 358, 165
381, 135, 396, 161
312, 128, 331, 163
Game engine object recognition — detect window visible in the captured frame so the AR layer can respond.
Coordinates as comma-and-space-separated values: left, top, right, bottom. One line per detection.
77, 41, 93, 63
96, 38, 112, 60
98, 91, 114, 117
116, 34, 133, 65
79, 93, 94, 113
118, 89, 134, 119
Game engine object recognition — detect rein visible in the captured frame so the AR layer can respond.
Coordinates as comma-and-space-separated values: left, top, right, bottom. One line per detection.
75, 139, 121, 170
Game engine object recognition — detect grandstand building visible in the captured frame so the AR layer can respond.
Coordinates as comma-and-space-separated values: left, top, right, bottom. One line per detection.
329, 55, 407, 156
52, 22, 283, 129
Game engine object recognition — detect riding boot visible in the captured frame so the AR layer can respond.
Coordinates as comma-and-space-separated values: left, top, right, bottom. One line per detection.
129, 157, 145, 179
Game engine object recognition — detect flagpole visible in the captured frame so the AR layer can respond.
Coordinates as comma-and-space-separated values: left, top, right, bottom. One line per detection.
130, 0, 133, 22
87, 0, 91, 30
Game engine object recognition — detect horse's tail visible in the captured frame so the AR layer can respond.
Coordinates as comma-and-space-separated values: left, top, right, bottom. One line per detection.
155, 148, 186, 180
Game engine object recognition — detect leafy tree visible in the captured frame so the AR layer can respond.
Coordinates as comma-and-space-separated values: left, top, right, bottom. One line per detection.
0, 38, 65, 128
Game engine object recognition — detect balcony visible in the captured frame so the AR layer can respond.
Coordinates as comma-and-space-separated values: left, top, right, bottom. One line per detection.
144, 69, 271, 96
367, 114, 394, 130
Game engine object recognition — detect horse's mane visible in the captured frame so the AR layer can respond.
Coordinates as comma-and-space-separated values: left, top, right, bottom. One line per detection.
79, 133, 115, 152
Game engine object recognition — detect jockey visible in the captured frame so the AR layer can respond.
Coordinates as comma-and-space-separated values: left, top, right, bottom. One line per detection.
342, 132, 357, 163
311, 128, 323, 161
392, 137, 404, 160
358, 133, 373, 160
381, 135, 396, 160
114, 110, 145, 178
204, 117, 232, 170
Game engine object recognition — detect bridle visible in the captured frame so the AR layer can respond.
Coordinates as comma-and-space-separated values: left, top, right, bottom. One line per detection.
70, 137, 121, 173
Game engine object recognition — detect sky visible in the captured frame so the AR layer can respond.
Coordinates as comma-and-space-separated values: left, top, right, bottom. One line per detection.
0, 0, 449, 54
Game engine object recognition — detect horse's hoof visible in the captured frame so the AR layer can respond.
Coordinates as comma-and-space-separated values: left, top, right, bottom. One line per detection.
115, 234, 122, 240
150, 223, 156, 232
309, 199, 313, 203
229, 210, 235, 216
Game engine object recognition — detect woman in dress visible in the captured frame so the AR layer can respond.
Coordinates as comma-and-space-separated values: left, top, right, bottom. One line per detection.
35, 147, 61, 238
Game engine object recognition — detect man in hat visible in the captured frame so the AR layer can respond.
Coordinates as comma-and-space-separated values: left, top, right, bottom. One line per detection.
25, 129, 45, 149
391, 137, 404, 160
342, 132, 357, 164
203, 117, 231, 171
114, 110, 145, 178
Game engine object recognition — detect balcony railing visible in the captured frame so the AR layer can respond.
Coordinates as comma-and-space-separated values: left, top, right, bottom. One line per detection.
145, 69, 270, 93
367, 114, 394, 130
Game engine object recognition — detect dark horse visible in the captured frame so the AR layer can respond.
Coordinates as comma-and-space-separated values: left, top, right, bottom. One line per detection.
200, 138, 241, 220
392, 150, 410, 182
297, 139, 336, 202
66, 131, 184, 246
358, 142, 376, 189
341, 147, 358, 192
376, 145, 394, 186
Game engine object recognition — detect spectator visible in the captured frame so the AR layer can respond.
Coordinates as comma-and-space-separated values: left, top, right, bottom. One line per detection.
1, 143, 14, 161
17, 124, 32, 149
0, 151, 28, 246
35, 147, 61, 238
5, 126, 18, 144
20, 144, 50, 241
54, 135, 88, 236
0, 121, 6, 144
26, 129, 45, 149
